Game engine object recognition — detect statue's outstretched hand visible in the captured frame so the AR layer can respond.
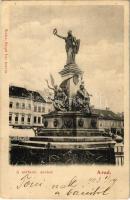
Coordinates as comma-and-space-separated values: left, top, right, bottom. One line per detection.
53, 28, 57, 35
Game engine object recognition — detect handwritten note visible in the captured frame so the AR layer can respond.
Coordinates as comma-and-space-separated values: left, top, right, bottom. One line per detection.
16, 172, 117, 197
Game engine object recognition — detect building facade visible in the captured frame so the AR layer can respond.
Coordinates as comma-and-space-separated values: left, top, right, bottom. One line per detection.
9, 85, 53, 128
9, 86, 124, 133
92, 108, 124, 135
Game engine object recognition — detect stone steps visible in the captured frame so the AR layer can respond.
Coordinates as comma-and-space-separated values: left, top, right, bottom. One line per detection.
10, 135, 115, 150
37, 128, 106, 137
29, 136, 112, 142
12, 140, 115, 150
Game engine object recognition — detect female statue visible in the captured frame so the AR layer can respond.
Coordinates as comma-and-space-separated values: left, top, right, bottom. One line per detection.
53, 28, 80, 65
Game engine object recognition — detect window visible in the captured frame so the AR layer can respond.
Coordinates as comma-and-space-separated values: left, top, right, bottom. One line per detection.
15, 115, 18, 124
9, 102, 13, 108
22, 103, 25, 109
28, 104, 31, 110
16, 102, 19, 109
21, 116, 24, 124
38, 106, 41, 112
34, 106, 37, 112
27, 116, 31, 124
9, 115, 12, 123
38, 117, 41, 124
34, 116, 37, 124
42, 107, 45, 113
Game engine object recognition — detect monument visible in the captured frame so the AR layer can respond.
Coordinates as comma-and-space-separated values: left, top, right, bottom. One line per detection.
35, 29, 116, 164
10, 29, 116, 165
41, 29, 95, 136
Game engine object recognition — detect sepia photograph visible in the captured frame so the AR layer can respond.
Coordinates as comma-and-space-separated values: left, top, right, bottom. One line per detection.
8, 3, 125, 166
0, 1, 129, 199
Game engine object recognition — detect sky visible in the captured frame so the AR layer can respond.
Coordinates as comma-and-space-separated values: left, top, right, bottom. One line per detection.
9, 4, 124, 112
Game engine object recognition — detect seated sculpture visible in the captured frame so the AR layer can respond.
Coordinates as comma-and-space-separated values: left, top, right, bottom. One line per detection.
72, 82, 91, 113
53, 87, 68, 111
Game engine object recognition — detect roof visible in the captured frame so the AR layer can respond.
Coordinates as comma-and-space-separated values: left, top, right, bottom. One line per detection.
28, 90, 46, 102
9, 86, 29, 98
92, 108, 123, 121
9, 86, 46, 103
39, 90, 53, 103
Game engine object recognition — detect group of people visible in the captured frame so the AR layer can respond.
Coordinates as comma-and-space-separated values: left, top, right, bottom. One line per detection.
46, 79, 91, 113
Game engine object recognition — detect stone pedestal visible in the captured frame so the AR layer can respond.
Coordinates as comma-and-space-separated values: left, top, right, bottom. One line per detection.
10, 109, 116, 165
59, 63, 83, 110
41, 111, 97, 136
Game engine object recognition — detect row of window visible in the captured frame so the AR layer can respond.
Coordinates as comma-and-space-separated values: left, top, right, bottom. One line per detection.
9, 114, 42, 124
34, 106, 45, 112
9, 102, 45, 112
99, 120, 122, 128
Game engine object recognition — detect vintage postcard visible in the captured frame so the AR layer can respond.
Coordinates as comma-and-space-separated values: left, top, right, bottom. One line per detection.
0, 0, 129, 199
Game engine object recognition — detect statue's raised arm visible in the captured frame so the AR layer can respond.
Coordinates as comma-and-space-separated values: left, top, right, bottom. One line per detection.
53, 29, 80, 65
53, 28, 66, 40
